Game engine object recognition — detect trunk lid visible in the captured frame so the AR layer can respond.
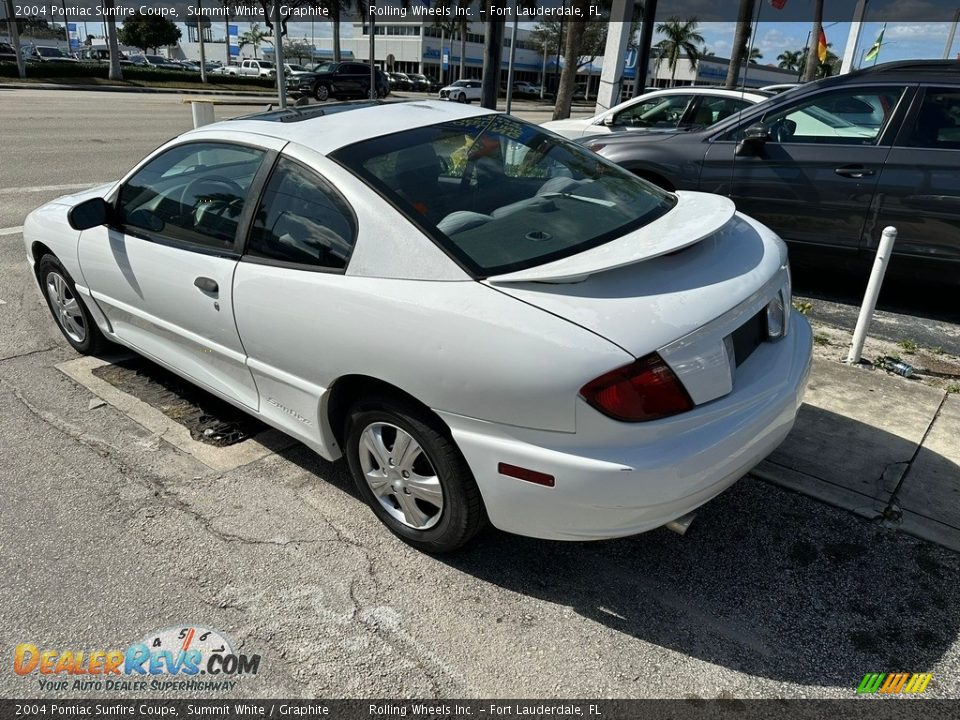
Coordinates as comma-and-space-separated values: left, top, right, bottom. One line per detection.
486, 193, 791, 405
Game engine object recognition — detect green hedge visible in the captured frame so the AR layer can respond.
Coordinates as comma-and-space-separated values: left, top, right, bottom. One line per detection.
0, 61, 274, 88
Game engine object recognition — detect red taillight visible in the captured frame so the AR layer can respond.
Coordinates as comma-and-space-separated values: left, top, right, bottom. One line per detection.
579, 353, 694, 422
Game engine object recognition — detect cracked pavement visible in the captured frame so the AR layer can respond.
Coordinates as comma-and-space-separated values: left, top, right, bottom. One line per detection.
1, 89, 960, 700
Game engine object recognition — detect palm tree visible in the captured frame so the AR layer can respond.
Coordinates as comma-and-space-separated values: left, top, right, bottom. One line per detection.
747, 47, 763, 63
324, 0, 365, 62
777, 49, 803, 71
103, 0, 122, 81
239, 23, 268, 59
654, 18, 704, 87
724, 0, 754, 88
802, 0, 824, 82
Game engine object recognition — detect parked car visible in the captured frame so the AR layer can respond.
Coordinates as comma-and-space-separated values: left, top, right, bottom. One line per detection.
283, 63, 312, 80
78, 47, 134, 65
30, 46, 78, 63
760, 83, 804, 95
439, 79, 482, 103
388, 72, 413, 92
131, 54, 185, 71
580, 61, 960, 283
226, 59, 275, 78
0, 41, 20, 62
543, 88, 769, 140
291, 62, 390, 101
23, 99, 810, 552
408, 73, 435, 92
512, 81, 539, 96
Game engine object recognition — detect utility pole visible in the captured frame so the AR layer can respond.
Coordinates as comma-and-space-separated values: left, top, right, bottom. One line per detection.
840, 0, 868, 74
505, 11, 517, 113
944, 8, 960, 59
369, 5, 376, 98
197, 1, 207, 83
272, 0, 286, 108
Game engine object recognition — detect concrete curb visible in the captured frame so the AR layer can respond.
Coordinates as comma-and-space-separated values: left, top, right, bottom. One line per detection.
0, 81, 278, 97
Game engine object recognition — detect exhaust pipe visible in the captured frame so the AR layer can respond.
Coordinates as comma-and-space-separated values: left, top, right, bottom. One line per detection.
665, 512, 696, 536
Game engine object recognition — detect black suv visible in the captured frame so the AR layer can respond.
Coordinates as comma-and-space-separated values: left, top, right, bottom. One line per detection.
585, 61, 960, 282
292, 62, 390, 102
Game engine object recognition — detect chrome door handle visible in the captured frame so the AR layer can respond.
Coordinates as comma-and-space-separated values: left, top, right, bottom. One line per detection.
834, 166, 875, 179
194, 277, 219, 294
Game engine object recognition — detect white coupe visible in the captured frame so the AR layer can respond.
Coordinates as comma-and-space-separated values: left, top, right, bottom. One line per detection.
25, 100, 811, 552
542, 87, 770, 139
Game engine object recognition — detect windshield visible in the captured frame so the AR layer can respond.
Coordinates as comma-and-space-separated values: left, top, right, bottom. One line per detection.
38, 47, 64, 57
332, 115, 676, 276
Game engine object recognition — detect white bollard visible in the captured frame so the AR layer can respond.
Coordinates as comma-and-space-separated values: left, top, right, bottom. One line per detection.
190, 101, 216, 128
846, 226, 898, 365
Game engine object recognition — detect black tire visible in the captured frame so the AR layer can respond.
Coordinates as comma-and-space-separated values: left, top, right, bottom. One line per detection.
314, 83, 329, 102
36, 254, 110, 355
345, 396, 486, 553
458, 91, 467, 104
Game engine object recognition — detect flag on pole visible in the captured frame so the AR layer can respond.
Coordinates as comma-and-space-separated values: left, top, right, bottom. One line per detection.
864, 25, 885, 62
769, 0, 787, 8
817, 27, 828, 63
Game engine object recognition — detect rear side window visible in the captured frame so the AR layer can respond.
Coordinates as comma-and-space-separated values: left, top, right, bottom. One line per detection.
903, 88, 960, 149
246, 157, 356, 270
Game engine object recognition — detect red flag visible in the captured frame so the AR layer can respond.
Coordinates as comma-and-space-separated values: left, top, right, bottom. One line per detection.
817, 27, 828, 63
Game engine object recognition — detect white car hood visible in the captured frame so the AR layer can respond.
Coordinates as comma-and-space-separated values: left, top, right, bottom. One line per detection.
48, 182, 116, 206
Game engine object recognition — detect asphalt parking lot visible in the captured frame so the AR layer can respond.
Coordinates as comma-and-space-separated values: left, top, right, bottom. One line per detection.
1, 89, 959, 700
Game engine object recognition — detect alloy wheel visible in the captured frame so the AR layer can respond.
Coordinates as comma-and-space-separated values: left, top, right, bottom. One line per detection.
358, 422, 444, 530
45, 271, 86, 343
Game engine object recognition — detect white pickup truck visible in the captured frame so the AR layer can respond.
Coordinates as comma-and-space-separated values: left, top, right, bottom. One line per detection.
227, 59, 275, 78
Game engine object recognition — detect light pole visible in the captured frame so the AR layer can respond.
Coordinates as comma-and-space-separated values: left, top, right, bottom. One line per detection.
944, 8, 960, 59
505, 9, 518, 113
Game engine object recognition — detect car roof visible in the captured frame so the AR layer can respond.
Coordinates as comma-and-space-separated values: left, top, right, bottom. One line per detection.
204, 99, 497, 155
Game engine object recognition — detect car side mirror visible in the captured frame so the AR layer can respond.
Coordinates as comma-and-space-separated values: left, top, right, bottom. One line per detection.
736, 124, 770, 156
67, 197, 112, 230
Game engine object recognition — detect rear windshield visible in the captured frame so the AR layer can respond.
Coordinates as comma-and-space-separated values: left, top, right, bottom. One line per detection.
331, 114, 676, 276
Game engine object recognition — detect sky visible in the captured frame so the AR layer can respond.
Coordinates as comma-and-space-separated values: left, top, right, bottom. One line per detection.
222, 20, 960, 69
54, 18, 959, 69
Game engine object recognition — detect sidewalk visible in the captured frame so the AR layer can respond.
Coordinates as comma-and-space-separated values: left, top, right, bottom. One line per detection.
753, 356, 960, 552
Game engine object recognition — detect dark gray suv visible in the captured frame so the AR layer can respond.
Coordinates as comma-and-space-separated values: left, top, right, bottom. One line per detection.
584, 61, 960, 283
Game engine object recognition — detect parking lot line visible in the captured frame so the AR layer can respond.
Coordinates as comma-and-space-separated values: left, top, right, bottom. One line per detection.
0, 183, 100, 196
57, 354, 297, 472
0, 226, 24, 236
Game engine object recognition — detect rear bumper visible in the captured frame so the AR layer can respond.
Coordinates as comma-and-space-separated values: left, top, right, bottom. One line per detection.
441, 313, 812, 541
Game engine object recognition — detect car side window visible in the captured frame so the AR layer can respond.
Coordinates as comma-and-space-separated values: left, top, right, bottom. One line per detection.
903, 88, 960, 150
614, 95, 693, 128
690, 97, 752, 127
758, 86, 905, 145
246, 157, 356, 270
116, 142, 265, 251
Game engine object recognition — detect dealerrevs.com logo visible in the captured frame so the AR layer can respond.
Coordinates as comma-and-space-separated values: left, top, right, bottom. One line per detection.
13, 626, 261, 693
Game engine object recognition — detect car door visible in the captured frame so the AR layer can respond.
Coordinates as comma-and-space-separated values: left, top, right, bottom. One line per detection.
343, 64, 368, 96
77, 137, 281, 409
232, 152, 359, 449
871, 85, 960, 266
700, 84, 912, 252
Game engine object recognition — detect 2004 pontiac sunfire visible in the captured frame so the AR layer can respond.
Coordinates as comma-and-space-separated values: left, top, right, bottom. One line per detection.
24, 100, 812, 552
